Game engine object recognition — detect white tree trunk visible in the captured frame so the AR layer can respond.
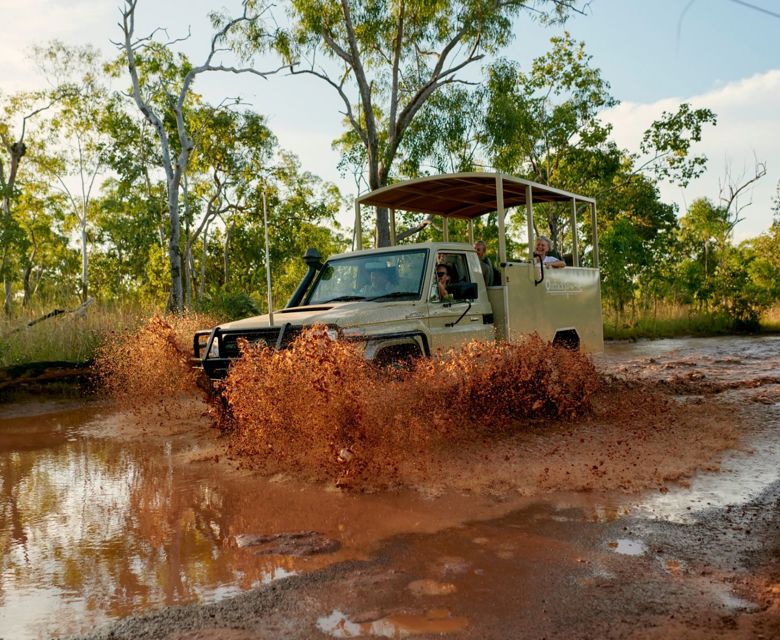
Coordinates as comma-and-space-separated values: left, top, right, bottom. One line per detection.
80, 217, 88, 302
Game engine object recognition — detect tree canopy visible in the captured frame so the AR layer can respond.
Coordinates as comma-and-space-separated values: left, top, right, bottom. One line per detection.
0, 1, 777, 332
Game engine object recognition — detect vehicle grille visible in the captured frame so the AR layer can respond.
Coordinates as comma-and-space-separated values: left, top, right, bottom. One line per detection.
219, 324, 301, 358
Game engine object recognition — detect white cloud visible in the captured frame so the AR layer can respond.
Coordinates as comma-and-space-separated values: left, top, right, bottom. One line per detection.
602, 70, 780, 241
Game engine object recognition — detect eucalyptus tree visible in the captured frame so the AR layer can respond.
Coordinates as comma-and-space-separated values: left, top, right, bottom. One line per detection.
484, 33, 716, 251
32, 41, 110, 303
597, 172, 677, 319
0, 90, 63, 315
212, 151, 347, 305
183, 106, 277, 305
87, 92, 172, 301
745, 221, 780, 313
238, 0, 581, 247
91, 176, 169, 301
15, 184, 76, 305
116, 0, 281, 311
716, 161, 767, 239
673, 198, 730, 310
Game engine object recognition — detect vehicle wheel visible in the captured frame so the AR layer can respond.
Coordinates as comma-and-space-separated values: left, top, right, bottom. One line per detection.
553, 329, 580, 350
375, 344, 422, 370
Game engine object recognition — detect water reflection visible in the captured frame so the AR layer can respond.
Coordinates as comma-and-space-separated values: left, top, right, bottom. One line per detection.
634, 420, 780, 523
317, 608, 469, 638
0, 401, 526, 640
607, 538, 647, 556
0, 404, 322, 639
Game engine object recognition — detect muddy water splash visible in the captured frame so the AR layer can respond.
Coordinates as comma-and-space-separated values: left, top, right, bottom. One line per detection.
94, 315, 212, 402
221, 327, 599, 487
7, 336, 775, 639
93, 320, 744, 498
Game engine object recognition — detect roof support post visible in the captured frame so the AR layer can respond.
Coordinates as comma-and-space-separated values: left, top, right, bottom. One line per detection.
468, 219, 474, 245
443, 217, 449, 242
525, 184, 534, 260
354, 198, 362, 251
571, 198, 579, 267
389, 208, 396, 246
496, 174, 506, 264
591, 202, 599, 268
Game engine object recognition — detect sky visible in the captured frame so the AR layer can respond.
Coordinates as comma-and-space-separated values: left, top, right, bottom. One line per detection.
1, 0, 779, 241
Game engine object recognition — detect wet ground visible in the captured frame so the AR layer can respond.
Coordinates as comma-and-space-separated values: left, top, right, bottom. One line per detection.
0, 336, 779, 639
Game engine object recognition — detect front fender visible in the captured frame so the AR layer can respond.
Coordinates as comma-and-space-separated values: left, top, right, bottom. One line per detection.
360, 331, 430, 360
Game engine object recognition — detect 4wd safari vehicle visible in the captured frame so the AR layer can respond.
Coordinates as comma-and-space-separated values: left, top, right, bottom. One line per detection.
193, 173, 603, 379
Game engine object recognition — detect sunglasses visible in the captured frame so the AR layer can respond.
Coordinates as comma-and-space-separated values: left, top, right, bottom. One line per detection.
436, 271, 447, 277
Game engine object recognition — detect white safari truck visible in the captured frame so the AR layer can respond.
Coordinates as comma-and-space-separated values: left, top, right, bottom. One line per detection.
194, 173, 603, 378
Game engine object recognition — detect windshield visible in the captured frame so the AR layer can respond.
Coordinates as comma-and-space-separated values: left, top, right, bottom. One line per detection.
305, 249, 429, 305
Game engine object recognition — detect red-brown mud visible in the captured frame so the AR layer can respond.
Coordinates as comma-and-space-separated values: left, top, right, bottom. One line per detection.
220, 327, 598, 488
93, 314, 213, 403
67, 328, 780, 640
92, 318, 747, 499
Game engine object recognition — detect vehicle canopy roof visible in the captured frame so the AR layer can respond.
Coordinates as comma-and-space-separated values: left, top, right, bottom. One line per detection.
356, 172, 598, 268
327, 241, 472, 262
357, 172, 594, 219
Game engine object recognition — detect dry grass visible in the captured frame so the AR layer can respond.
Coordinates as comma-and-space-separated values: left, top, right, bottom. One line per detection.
0, 303, 156, 367
603, 303, 736, 340
761, 305, 780, 332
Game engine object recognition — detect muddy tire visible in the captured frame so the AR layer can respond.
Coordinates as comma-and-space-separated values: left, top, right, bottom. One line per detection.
374, 344, 422, 370
552, 329, 580, 350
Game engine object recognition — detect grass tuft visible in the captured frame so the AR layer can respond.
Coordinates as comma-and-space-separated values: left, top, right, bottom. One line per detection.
604, 305, 747, 340
0, 303, 215, 368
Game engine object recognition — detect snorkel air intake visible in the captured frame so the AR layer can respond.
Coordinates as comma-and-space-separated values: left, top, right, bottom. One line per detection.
285, 248, 323, 308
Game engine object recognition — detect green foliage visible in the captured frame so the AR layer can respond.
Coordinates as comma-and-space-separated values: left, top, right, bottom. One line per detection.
485, 32, 617, 183
639, 103, 717, 187
267, 0, 580, 244
0, 5, 777, 341
198, 290, 261, 321
599, 217, 647, 315
398, 85, 484, 176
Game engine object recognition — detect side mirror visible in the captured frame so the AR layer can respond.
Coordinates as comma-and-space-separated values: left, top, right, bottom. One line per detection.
451, 281, 478, 300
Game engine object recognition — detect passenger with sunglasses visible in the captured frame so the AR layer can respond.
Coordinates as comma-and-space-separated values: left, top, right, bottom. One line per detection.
434, 263, 455, 301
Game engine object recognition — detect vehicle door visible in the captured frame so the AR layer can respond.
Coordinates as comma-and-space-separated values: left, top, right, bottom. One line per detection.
426, 251, 494, 353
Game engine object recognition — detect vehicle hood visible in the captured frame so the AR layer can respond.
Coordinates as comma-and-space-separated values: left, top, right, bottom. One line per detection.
214, 300, 423, 332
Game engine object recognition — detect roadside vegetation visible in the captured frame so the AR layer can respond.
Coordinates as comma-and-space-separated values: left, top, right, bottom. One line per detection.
2, 299, 778, 371
0, 302, 148, 367
2, 1, 780, 370
603, 305, 780, 341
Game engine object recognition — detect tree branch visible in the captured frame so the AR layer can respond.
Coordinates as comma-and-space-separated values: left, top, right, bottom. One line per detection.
288, 65, 368, 148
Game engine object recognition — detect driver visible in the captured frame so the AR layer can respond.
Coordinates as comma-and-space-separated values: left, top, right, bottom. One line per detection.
363, 268, 393, 296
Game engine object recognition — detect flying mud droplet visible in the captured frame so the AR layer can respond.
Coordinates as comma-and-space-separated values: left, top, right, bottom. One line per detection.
218, 326, 599, 489
94, 314, 214, 404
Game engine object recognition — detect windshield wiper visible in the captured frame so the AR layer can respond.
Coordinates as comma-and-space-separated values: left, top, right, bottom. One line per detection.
320, 295, 366, 303
366, 291, 420, 301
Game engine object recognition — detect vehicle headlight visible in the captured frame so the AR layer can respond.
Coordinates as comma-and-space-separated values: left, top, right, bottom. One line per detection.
208, 336, 220, 358
325, 327, 340, 341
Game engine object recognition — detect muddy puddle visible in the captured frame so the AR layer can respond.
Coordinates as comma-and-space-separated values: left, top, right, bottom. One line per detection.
1, 336, 779, 639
